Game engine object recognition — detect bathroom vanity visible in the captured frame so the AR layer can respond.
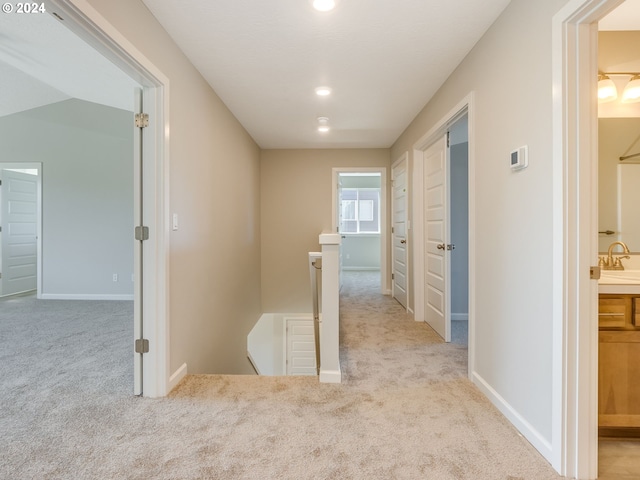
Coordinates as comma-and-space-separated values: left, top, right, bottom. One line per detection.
599, 270, 640, 434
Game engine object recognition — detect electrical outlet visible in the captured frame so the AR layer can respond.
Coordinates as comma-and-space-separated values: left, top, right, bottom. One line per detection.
113, 274, 118, 282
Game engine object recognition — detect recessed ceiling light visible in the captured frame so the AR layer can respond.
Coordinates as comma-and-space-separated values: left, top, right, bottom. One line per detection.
317, 116, 330, 133
312, 0, 336, 12
315, 86, 332, 96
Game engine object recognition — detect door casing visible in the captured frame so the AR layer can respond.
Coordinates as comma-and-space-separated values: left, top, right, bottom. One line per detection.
50, 0, 171, 397
412, 95, 474, 370
552, 0, 625, 476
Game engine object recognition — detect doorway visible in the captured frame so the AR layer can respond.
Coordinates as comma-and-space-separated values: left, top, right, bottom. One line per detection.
0, 2, 170, 397
413, 104, 471, 347
332, 167, 388, 295
0, 164, 41, 298
552, 0, 637, 477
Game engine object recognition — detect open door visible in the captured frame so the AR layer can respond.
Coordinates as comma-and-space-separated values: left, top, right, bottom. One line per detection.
424, 134, 450, 341
392, 156, 408, 309
0, 168, 39, 297
133, 88, 145, 396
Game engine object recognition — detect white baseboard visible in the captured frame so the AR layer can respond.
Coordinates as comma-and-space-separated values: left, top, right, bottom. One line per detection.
471, 371, 553, 464
319, 368, 342, 383
40, 293, 134, 301
452, 313, 469, 321
168, 363, 188, 392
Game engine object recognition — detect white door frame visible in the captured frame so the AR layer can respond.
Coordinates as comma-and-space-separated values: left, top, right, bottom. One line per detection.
50, 0, 171, 397
331, 167, 388, 294
412, 94, 474, 372
391, 152, 409, 310
0, 163, 42, 298
552, 0, 624, 477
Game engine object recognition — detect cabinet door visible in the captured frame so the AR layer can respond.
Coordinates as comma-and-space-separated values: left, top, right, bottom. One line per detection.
599, 330, 640, 428
599, 296, 630, 329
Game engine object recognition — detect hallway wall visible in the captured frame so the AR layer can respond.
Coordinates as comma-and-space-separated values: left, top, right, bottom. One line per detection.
87, 0, 262, 375
391, 0, 570, 462
260, 149, 390, 313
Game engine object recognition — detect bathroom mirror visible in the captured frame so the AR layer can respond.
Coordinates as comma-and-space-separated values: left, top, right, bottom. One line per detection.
598, 117, 640, 253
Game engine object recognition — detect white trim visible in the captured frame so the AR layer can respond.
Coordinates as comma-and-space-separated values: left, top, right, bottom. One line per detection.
472, 371, 553, 461
51, 0, 171, 398
552, 0, 624, 477
40, 294, 134, 301
391, 152, 410, 311
319, 369, 342, 383
411, 93, 475, 375
168, 363, 188, 392
332, 167, 388, 296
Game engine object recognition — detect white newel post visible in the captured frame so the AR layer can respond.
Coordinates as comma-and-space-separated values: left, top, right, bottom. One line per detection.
319, 233, 342, 383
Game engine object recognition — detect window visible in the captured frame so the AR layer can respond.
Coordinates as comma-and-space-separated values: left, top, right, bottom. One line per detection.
340, 188, 380, 233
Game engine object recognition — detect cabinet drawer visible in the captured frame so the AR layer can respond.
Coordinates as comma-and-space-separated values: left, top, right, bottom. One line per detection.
599, 297, 629, 328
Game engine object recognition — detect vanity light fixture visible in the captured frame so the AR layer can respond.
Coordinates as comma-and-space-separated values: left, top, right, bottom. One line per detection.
598, 72, 640, 103
312, 0, 336, 12
622, 75, 640, 103
598, 74, 617, 103
317, 116, 330, 133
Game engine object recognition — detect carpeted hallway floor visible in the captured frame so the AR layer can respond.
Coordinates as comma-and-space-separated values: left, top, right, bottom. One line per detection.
0, 273, 563, 479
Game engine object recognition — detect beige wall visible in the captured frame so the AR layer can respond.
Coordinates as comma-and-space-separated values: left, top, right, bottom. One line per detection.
87, 0, 262, 374
392, 0, 569, 454
261, 149, 390, 312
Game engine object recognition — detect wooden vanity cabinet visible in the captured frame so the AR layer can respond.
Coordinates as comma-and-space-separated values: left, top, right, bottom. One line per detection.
599, 294, 640, 432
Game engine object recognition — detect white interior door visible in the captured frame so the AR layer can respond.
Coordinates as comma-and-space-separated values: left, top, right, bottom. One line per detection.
133, 88, 144, 396
392, 157, 408, 308
424, 135, 450, 341
0, 169, 38, 297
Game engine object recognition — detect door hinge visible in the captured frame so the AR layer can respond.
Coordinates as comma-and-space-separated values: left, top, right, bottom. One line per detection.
590, 265, 601, 280
391, 227, 394, 234
447, 131, 450, 147
135, 226, 149, 241
391, 273, 395, 280
135, 113, 149, 128
135, 338, 149, 354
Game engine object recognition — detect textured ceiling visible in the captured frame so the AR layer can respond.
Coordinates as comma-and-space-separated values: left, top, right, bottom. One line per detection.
140, 0, 512, 148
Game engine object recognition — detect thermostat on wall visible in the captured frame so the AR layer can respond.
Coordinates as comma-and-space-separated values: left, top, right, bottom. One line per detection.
510, 145, 528, 171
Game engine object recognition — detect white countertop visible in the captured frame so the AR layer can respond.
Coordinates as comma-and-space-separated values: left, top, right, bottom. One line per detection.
598, 270, 640, 294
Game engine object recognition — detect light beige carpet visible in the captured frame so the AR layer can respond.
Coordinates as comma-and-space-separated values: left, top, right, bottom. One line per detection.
0, 273, 563, 479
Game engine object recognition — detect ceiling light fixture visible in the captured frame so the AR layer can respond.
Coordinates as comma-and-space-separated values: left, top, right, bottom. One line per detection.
312, 0, 336, 12
598, 72, 640, 104
317, 116, 330, 133
315, 86, 332, 96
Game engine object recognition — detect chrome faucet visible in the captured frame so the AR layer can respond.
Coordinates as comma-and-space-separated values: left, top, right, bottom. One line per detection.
601, 241, 631, 270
